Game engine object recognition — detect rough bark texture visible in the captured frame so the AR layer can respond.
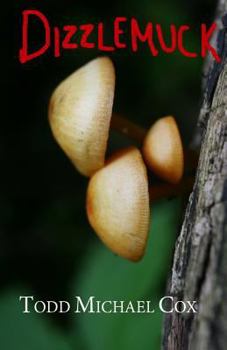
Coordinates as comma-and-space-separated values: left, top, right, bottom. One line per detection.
162, 4, 227, 350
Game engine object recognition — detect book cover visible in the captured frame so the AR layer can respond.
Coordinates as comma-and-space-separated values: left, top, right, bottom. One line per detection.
1, 0, 227, 349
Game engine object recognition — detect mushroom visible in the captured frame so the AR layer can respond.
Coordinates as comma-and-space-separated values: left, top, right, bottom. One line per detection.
142, 116, 184, 184
48, 57, 189, 184
48, 56, 115, 177
86, 145, 193, 262
111, 114, 186, 183
48, 58, 194, 262
86, 147, 150, 262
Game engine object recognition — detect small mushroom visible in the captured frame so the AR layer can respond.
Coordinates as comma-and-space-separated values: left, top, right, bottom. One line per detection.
48, 57, 115, 176
142, 116, 184, 184
86, 147, 150, 262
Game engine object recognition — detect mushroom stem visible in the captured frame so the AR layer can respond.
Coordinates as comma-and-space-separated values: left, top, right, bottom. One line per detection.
111, 113, 147, 143
111, 113, 199, 172
149, 176, 194, 202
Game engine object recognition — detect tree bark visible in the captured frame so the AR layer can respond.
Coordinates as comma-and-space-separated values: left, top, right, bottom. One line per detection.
162, 3, 227, 350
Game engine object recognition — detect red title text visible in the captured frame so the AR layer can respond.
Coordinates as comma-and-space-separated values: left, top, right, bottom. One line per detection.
19, 10, 221, 64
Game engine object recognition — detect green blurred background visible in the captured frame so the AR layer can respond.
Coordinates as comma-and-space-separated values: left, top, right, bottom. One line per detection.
1, 0, 216, 349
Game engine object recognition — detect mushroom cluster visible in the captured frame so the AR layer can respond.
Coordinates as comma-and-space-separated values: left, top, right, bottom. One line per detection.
49, 56, 185, 262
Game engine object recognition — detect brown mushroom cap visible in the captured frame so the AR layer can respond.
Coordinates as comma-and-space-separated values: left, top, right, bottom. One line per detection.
48, 57, 115, 177
142, 116, 184, 184
86, 147, 150, 262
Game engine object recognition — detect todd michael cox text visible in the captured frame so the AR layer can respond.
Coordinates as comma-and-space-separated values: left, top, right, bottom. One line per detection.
19, 296, 198, 314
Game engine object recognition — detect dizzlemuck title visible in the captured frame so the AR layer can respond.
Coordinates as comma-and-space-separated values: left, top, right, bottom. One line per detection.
19, 10, 221, 64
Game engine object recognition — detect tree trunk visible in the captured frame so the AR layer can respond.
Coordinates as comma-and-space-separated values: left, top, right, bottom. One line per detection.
162, 3, 227, 350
